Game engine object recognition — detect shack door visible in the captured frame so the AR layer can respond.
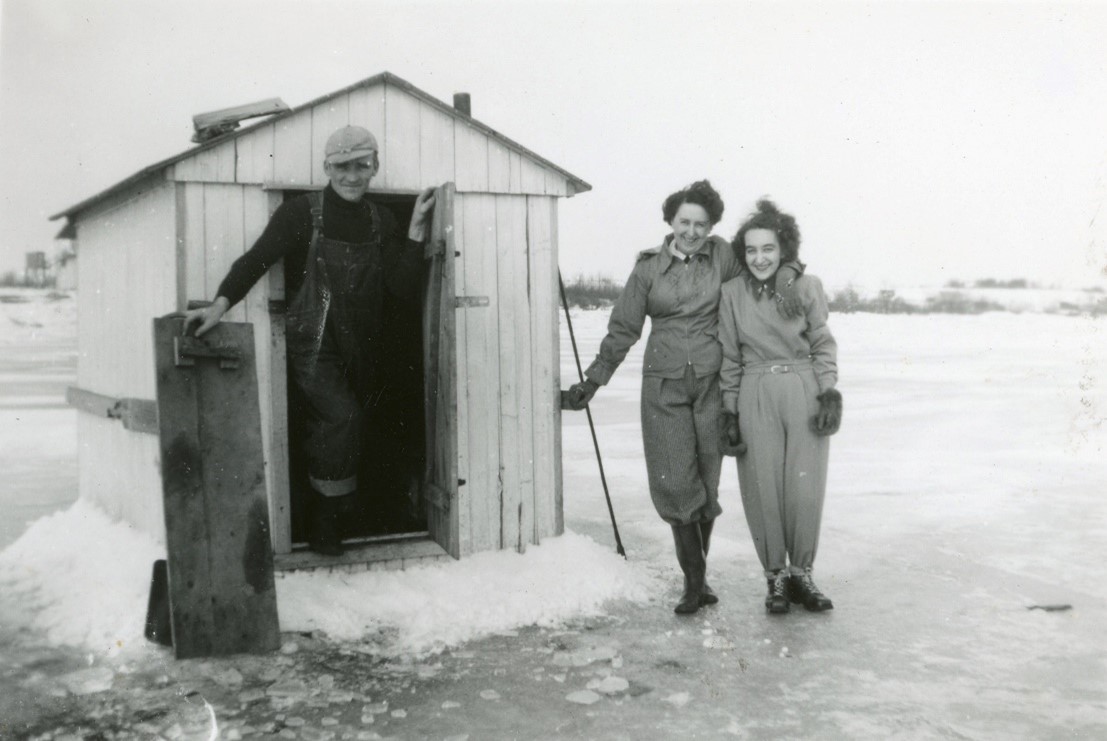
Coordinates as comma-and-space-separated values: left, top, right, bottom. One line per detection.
422, 184, 460, 557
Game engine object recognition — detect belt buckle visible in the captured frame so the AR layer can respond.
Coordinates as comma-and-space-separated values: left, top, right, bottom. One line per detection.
770, 364, 789, 374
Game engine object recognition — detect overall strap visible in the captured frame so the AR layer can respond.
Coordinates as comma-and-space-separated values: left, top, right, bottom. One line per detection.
307, 191, 325, 240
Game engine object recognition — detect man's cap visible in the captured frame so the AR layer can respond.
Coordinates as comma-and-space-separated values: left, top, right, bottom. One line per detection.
325, 126, 378, 164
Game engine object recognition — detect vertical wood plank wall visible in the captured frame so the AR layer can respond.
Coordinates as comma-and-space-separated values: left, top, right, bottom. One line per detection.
454, 193, 562, 555
76, 182, 177, 541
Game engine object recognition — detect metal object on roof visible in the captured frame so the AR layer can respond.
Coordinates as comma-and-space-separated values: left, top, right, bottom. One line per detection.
191, 97, 290, 143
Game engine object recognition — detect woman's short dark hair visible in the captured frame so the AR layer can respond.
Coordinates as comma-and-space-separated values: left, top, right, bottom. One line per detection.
662, 180, 725, 226
731, 198, 801, 268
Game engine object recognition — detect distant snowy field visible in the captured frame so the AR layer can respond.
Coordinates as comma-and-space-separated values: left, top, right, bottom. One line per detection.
1, 289, 1105, 669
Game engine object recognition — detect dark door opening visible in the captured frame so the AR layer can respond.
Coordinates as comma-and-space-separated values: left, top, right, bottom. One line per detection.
283, 190, 429, 547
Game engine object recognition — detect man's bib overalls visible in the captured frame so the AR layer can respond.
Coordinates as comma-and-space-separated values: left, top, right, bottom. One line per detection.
286, 191, 390, 498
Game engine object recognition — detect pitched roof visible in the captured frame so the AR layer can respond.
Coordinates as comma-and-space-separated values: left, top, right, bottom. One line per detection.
51, 71, 590, 222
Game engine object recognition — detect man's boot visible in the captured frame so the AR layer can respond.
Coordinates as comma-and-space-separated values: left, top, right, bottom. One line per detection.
699, 519, 719, 606
671, 523, 706, 615
309, 491, 344, 556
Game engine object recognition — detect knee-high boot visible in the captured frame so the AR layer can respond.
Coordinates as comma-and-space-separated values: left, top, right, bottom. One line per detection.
671, 523, 705, 615
699, 519, 719, 605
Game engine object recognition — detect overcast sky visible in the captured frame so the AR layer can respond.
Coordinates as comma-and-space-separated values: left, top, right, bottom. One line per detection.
2, 0, 1105, 291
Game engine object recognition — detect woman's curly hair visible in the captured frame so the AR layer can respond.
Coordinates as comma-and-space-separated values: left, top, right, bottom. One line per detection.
731, 198, 801, 269
661, 180, 725, 226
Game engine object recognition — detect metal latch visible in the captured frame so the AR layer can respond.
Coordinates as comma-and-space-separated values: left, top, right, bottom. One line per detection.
174, 336, 242, 369
454, 296, 489, 309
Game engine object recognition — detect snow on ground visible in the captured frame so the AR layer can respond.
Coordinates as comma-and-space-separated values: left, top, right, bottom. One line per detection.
2, 289, 1105, 694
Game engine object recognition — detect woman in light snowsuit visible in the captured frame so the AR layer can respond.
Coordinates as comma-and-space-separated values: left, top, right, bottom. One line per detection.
565, 182, 804, 615
719, 199, 841, 614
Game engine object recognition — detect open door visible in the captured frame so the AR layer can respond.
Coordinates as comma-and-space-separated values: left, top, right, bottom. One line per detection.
422, 183, 460, 558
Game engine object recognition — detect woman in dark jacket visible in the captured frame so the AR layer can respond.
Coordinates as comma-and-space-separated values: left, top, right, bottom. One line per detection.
566, 181, 803, 614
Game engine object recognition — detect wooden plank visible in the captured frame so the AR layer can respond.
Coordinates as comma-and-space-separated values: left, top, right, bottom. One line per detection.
487, 140, 511, 193
527, 196, 559, 541
459, 194, 500, 553
419, 105, 455, 186
272, 112, 313, 186
174, 140, 237, 183
495, 196, 532, 552
243, 187, 290, 554
154, 316, 279, 658
520, 157, 546, 195
274, 537, 448, 572
454, 122, 489, 193
235, 123, 276, 184
544, 168, 569, 197
182, 183, 206, 307
265, 190, 291, 554
310, 95, 351, 187
348, 83, 387, 145
507, 151, 524, 194
452, 194, 471, 556
66, 385, 156, 435
202, 184, 246, 322
153, 316, 216, 658
549, 199, 564, 536
382, 83, 422, 190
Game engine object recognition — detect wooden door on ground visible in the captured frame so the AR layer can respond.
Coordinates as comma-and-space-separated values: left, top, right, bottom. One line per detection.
153, 316, 280, 658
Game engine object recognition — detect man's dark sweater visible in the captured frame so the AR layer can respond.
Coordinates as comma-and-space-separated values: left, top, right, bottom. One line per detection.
217, 185, 421, 307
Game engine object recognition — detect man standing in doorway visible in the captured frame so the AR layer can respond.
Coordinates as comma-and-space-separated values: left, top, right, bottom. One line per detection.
184, 125, 435, 556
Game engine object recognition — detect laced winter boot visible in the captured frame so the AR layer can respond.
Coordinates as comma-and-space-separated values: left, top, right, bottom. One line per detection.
789, 568, 834, 611
699, 519, 719, 606
671, 523, 706, 615
765, 571, 790, 614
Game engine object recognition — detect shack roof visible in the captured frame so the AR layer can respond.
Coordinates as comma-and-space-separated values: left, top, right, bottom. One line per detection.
51, 71, 591, 223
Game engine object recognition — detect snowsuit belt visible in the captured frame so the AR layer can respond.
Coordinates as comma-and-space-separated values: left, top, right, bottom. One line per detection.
741, 359, 814, 375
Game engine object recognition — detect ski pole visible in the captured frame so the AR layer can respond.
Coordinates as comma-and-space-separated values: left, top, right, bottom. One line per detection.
558, 271, 626, 558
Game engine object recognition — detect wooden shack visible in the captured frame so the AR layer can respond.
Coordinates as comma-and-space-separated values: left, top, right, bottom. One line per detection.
52, 71, 590, 571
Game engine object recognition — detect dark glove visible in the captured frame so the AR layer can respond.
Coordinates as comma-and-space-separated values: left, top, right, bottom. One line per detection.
563, 379, 599, 411
720, 411, 747, 456
774, 269, 803, 319
812, 388, 842, 436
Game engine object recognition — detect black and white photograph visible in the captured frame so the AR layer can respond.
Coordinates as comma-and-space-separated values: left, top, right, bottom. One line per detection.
1, 1, 1104, 738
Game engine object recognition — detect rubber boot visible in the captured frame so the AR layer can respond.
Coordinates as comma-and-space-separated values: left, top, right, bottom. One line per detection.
672, 524, 706, 615
309, 490, 345, 556
699, 519, 719, 606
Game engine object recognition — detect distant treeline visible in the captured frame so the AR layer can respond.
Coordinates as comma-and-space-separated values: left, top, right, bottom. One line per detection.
561, 274, 622, 309
828, 286, 1107, 316
562, 273, 1107, 316
0, 271, 56, 288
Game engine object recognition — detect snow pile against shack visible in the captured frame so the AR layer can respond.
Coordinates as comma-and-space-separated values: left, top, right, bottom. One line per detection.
0, 503, 652, 659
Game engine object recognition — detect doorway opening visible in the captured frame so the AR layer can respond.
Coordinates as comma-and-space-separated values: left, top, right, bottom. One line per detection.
282, 190, 429, 549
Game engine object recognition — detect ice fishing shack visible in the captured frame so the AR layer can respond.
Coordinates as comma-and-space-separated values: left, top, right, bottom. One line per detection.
52, 72, 591, 583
